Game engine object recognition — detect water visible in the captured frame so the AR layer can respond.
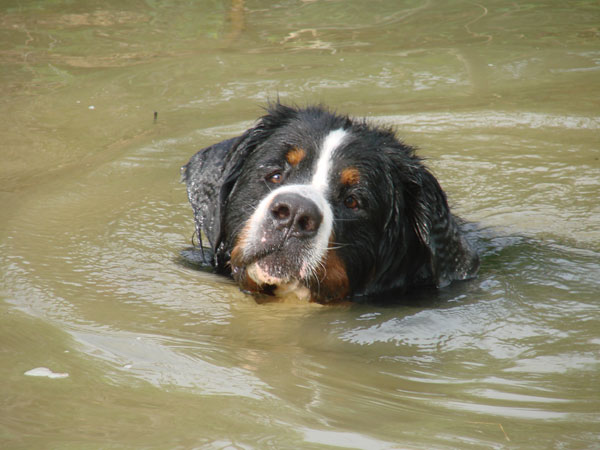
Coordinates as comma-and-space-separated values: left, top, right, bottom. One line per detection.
1, 0, 599, 448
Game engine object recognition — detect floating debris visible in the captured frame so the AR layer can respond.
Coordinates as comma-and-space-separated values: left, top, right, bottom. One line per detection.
24, 367, 69, 379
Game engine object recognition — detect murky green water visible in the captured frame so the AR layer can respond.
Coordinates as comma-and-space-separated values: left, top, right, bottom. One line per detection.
1, 1, 599, 448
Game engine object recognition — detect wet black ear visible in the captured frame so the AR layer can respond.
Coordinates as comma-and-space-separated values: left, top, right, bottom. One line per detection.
181, 103, 297, 266
407, 166, 480, 287
182, 135, 243, 256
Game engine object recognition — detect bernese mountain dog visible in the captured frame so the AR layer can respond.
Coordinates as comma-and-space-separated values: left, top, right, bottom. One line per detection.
182, 103, 479, 303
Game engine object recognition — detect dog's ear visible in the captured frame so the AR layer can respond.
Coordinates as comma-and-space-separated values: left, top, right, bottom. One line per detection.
367, 147, 479, 295
182, 103, 296, 266
406, 166, 479, 287
182, 135, 242, 257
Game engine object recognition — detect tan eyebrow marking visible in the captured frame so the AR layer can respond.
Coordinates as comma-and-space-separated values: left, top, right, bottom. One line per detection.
285, 147, 306, 166
340, 167, 360, 186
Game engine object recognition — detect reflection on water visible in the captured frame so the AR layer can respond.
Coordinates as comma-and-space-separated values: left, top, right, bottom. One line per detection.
1, 0, 599, 448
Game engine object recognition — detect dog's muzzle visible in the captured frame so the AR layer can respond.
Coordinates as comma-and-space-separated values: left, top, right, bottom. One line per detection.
233, 184, 333, 289
268, 192, 323, 240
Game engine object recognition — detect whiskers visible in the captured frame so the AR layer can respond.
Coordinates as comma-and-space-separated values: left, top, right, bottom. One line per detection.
229, 201, 260, 244
333, 217, 360, 222
303, 258, 327, 297
327, 241, 349, 251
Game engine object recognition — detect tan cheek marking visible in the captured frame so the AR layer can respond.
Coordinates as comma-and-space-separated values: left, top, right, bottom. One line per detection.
237, 270, 263, 294
285, 147, 306, 166
230, 224, 263, 295
314, 238, 350, 303
230, 222, 251, 268
340, 167, 360, 186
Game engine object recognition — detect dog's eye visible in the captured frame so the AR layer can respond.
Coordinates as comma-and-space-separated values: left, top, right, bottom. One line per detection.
344, 195, 359, 210
265, 171, 283, 184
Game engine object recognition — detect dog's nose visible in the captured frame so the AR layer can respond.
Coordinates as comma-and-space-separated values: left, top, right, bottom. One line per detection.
269, 192, 323, 238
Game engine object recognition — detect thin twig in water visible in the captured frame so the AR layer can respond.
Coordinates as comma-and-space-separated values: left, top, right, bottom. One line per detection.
468, 421, 510, 442
464, 3, 493, 42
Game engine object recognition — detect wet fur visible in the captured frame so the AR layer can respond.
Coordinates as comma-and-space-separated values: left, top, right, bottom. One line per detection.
182, 103, 479, 303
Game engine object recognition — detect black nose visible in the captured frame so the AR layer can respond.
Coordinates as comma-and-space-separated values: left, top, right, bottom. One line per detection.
269, 192, 323, 238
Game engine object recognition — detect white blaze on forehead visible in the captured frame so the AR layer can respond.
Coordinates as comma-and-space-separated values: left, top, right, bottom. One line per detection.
312, 129, 348, 192
242, 128, 348, 288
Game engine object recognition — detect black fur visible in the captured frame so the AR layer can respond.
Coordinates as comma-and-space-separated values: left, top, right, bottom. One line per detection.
182, 103, 479, 302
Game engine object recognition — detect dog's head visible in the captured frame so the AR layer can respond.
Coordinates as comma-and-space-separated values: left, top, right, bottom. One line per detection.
183, 103, 478, 303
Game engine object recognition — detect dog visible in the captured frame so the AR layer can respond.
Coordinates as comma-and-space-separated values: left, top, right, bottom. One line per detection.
182, 103, 479, 303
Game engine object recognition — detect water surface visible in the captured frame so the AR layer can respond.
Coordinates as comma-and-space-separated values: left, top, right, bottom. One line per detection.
1, 1, 599, 448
